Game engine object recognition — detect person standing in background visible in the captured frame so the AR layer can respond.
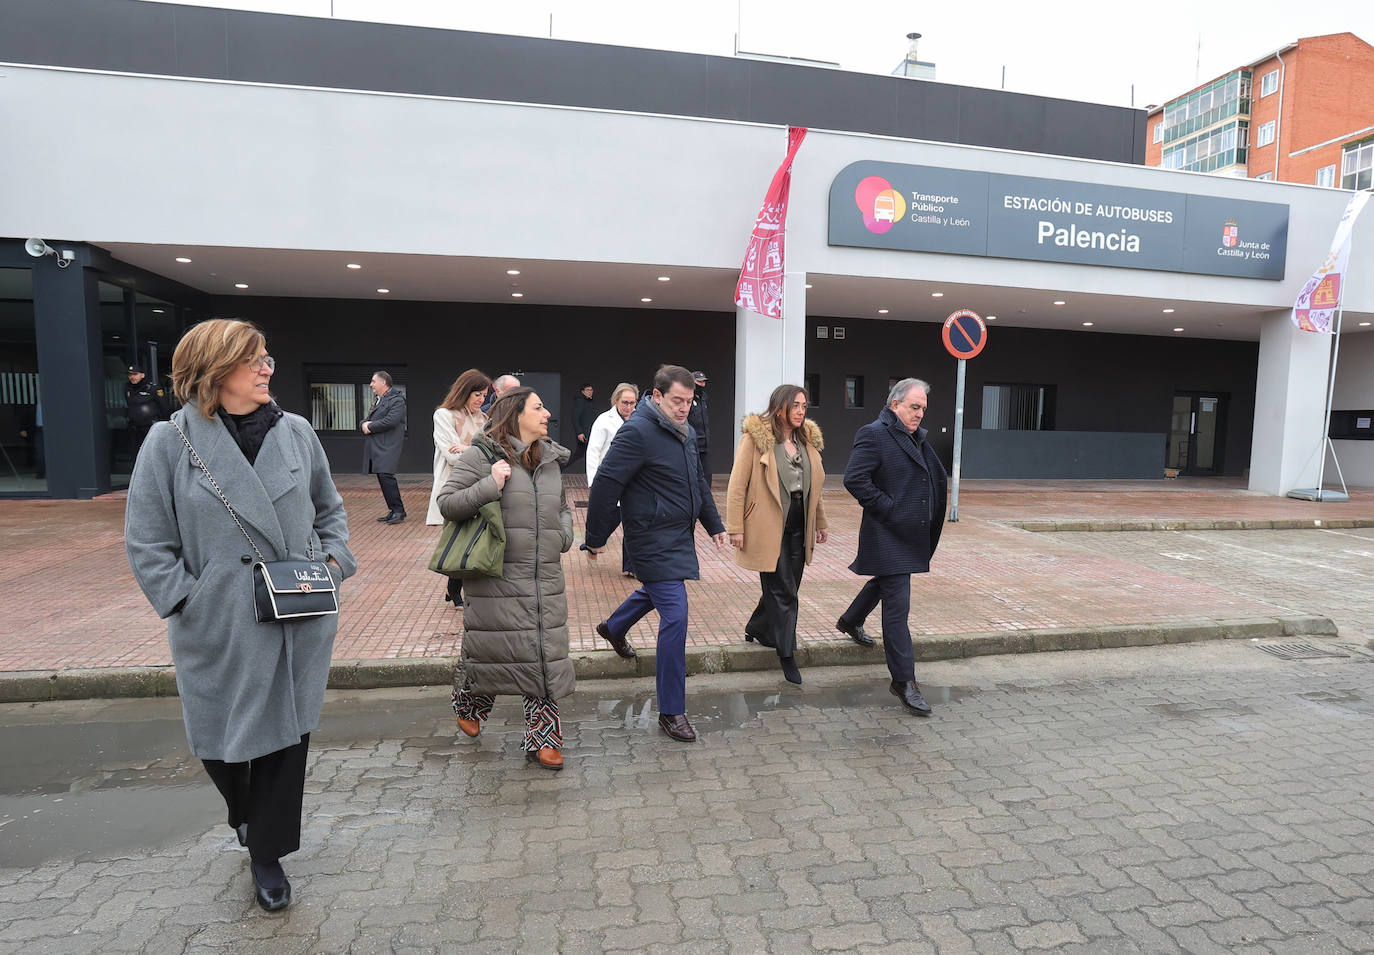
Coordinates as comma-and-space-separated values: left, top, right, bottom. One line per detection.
687, 370, 711, 483
362, 371, 407, 524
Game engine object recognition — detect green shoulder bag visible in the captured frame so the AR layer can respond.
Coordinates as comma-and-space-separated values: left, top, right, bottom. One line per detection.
428, 441, 507, 579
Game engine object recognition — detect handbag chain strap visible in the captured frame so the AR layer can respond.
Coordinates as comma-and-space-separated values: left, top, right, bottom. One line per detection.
169, 416, 315, 564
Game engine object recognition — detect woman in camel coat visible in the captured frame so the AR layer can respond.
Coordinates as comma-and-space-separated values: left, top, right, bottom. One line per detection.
725, 384, 827, 685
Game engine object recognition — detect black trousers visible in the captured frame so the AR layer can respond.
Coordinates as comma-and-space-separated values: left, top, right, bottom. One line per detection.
745, 493, 806, 658
375, 472, 403, 513
841, 574, 914, 683
201, 734, 310, 864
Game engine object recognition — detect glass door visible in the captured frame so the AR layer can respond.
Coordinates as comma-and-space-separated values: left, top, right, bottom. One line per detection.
1166, 393, 1226, 475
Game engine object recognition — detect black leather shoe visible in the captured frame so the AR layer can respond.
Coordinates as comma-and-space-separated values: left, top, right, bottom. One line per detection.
251, 861, 292, 912
596, 621, 636, 660
382, 511, 407, 524
658, 713, 697, 742
235, 823, 248, 847
889, 680, 932, 716
744, 631, 777, 649
779, 656, 802, 685
375, 512, 393, 522
837, 617, 876, 648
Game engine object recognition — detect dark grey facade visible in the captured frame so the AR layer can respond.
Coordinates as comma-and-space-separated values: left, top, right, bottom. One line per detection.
801, 317, 1258, 479
230, 298, 737, 477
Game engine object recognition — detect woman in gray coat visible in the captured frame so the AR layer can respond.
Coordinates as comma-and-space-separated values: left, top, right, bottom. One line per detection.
438, 388, 575, 771
125, 319, 356, 913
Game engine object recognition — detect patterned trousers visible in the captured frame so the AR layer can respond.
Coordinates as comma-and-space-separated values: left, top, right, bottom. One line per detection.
452, 673, 562, 752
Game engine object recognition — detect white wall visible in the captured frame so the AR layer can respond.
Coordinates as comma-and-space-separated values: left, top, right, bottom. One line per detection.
2, 64, 1372, 317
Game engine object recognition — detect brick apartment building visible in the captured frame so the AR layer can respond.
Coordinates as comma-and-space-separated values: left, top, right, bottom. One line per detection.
1146, 32, 1374, 189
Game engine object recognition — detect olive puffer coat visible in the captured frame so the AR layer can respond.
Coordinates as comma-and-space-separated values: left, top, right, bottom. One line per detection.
437, 434, 575, 699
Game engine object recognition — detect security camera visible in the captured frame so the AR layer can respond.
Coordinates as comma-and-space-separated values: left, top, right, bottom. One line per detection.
24, 238, 74, 268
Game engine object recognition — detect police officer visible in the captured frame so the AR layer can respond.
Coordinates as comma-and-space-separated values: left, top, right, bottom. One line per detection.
125, 365, 169, 454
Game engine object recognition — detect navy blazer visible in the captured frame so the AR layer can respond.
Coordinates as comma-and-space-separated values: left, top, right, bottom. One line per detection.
586, 398, 724, 582
843, 406, 948, 577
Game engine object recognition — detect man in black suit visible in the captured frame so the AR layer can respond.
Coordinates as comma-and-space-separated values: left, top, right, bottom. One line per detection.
362, 370, 407, 524
836, 378, 948, 716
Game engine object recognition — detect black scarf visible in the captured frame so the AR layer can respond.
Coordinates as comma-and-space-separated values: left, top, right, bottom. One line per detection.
218, 401, 284, 465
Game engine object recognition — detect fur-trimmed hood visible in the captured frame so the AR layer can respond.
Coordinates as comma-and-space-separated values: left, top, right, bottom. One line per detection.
740, 414, 823, 455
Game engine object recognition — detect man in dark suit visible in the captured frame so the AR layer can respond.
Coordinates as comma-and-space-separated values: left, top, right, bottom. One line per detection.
585, 364, 727, 743
836, 378, 948, 716
361, 370, 407, 524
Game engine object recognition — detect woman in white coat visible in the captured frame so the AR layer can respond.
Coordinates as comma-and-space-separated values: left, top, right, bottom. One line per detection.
584, 382, 639, 577
429, 369, 491, 607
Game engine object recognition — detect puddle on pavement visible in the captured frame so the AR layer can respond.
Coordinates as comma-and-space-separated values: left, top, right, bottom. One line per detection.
0, 711, 221, 868
582, 683, 978, 735
0, 682, 979, 866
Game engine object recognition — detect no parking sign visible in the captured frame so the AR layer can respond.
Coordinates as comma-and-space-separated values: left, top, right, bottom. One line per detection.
942, 309, 986, 522
942, 309, 987, 359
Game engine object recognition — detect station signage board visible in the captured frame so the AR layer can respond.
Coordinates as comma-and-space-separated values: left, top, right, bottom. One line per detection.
829, 161, 1288, 280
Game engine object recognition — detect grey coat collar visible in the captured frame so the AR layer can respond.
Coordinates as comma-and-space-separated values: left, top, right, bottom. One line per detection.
175, 406, 303, 559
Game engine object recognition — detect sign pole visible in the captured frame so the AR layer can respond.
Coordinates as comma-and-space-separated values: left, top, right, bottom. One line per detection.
950, 357, 966, 522
940, 308, 986, 523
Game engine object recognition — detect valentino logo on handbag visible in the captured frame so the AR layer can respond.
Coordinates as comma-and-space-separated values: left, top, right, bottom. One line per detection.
171, 417, 339, 623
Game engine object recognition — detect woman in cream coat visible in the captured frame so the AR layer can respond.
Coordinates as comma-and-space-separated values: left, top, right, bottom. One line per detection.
725, 384, 827, 685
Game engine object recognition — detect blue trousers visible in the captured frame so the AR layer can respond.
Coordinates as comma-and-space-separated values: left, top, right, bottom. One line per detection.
604, 579, 689, 715
841, 574, 914, 683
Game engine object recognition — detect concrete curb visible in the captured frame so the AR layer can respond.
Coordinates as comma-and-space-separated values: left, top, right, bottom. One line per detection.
999, 518, 1374, 532
0, 614, 1340, 704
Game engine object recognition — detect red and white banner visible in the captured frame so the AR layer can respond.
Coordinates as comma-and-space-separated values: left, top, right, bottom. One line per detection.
734, 126, 807, 319
1291, 190, 1371, 333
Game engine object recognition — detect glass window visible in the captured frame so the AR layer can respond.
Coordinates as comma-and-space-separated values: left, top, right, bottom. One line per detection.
1342, 141, 1374, 190
0, 268, 45, 493
1256, 121, 1276, 147
981, 384, 1055, 431
843, 376, 864, 410
1152, 122, 1163, 144
306, 366, 407, 434
804, 373, 820, 408
1316, 164, 1336, 187
1259, 70, 1279, 96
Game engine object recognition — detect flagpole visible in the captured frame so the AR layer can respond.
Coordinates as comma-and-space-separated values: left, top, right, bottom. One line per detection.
1315, 304, 1342, 500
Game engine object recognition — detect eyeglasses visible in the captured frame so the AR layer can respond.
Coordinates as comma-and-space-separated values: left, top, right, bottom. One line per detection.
248, 355, 276, 372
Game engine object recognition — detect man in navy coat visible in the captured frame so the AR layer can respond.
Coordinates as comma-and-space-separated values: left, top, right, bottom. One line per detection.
361, 370, 407, 523
585, 364, 727, 742
836, 378, 949, 716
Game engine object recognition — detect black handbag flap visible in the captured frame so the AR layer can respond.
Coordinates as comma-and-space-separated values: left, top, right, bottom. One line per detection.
256, 560, 337, 595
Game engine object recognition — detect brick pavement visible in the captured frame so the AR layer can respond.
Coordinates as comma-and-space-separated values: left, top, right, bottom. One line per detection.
4, 641, 1374, 952
1, 476, 1369, 673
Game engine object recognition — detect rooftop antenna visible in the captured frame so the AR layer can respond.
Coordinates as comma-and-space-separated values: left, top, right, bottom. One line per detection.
1195, 34, 1202, 83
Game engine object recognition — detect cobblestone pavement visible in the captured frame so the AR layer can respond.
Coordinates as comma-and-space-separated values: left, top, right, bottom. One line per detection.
3, 476, 1370, 672
5, 639, 1374, 953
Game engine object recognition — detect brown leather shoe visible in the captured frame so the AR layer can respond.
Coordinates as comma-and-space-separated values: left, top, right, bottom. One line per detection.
596, 621, 636, 659
456, 715, 481, 738
658, 713, 697, 742
526, 746, 564, 770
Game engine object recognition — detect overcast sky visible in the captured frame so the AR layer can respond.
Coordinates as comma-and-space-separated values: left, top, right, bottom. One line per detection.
143, 0, 1374, 109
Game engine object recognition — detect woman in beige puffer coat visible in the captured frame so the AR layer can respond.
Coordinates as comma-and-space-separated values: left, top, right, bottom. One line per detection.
437, 388, 575, 770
